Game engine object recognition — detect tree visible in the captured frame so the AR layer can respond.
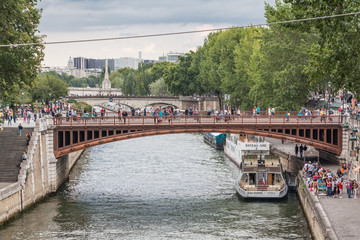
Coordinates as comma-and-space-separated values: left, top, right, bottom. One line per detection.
151, 61, 175, 80
149, 78, 171, 96
0, 1, 44, 103
164, 51, 202, 96
271, 0, 360, 95
122, 72, 136, 95
31, 73, 68, 103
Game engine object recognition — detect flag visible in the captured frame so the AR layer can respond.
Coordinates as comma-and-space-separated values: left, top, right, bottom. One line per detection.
262, 173, 267, 189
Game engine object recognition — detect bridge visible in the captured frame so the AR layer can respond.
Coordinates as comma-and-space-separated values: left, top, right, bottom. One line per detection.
68, 95, 220, 111
52, 113, 344, 158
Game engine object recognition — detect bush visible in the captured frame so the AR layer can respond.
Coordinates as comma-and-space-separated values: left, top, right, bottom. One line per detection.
67, 98, 77, 104
84, 105, 93, 113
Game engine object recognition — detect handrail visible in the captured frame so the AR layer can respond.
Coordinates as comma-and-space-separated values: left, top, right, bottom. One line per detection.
53, 115, 342, 127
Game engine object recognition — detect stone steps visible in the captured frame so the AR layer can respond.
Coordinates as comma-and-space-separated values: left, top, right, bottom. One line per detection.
0, 127, 34, 182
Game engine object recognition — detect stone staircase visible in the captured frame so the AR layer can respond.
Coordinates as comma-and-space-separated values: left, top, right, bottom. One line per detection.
0, 127, 34, 182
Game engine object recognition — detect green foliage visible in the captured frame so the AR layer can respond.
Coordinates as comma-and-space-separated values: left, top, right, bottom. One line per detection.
31, 73, 68, 103
280, 0, 360, 96
72, 101, 91, 113
164, 51, 203, 96
0, 0, 44, 100
149, 78, 171, 96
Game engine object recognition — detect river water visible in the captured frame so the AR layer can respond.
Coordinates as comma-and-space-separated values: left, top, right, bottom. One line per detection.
0, 134, 311, 239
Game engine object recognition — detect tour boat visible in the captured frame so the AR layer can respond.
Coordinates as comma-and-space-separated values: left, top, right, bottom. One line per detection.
203, 132, 226, 150
224, 134, 288, 199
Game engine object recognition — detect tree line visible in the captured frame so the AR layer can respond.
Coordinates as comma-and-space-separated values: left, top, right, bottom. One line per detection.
1, 1, 360, 110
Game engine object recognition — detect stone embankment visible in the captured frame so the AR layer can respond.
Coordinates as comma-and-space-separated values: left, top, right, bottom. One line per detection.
297, 173, 338, 240
0, 117, 83, 225
268, 138, 338, 240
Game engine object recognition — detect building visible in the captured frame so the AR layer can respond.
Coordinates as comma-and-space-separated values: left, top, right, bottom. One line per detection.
158, 52, 186, 63
114, 57, 140, 70
68, 59, 122, 97
73, 57, 115, 72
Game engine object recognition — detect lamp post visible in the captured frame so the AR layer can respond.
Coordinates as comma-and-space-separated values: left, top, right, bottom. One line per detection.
327, 82, 331, 115
21, 90, 24, 110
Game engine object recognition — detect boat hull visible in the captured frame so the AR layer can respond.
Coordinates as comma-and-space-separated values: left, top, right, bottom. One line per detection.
203, 133, 226, 150
235, 171, 288, 199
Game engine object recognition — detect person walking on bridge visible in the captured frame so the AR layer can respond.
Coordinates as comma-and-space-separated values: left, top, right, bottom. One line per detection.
295, 144, 299, 156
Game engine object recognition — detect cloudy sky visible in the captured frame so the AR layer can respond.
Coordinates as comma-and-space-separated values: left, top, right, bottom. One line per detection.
37, 0, 275, 67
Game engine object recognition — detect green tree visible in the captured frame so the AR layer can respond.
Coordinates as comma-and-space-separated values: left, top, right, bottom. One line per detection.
149, 78, 171, 96
271, 0, 360, 95
151, 61, 175, 80
31, 73, 68, 103
122, 72, 136, 95
164, 51, 203, 96
0, 0, 44, 107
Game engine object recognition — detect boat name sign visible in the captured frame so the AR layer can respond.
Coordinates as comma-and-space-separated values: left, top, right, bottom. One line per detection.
242, 143, 269, 150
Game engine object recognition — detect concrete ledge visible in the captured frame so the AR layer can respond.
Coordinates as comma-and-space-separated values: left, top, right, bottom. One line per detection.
297, 173, 338, 240
0, 183, 21, 200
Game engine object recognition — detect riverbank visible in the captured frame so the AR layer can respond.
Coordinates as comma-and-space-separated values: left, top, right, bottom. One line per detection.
267, 139, 343, 240
0, 118, 85, 226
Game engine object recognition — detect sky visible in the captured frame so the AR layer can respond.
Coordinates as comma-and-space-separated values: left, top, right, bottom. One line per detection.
37, 0, 276, 67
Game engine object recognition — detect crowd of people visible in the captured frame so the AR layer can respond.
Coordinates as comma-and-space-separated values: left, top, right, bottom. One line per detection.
303, 161, 359, 199
0, 100, 70, 126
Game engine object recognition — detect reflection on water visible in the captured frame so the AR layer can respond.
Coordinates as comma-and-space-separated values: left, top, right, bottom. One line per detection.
0, 134, 311, 239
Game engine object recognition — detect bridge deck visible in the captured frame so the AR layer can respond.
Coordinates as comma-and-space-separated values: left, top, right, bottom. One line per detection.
54, 115, 342, 127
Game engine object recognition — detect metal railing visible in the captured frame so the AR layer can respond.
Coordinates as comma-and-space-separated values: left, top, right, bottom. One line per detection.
53, 114, 342, 127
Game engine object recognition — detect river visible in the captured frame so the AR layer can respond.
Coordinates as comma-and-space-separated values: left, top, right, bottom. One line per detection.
0, 133, 311, 239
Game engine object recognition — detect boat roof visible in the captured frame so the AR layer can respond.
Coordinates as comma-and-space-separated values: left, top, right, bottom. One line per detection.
208, 132, 225, 137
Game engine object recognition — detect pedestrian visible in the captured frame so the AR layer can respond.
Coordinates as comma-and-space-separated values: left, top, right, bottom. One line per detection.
299, 144, 304, 158
347, 180, 352, 198
26, 132, 31, 147
326, 177, 332, 196
339, 180, 343, 198
353, 180, 359, 199
295, 144, 299, 156
18, 124, 23, 136
286, 112, 290, 121
207, 106, 211, 116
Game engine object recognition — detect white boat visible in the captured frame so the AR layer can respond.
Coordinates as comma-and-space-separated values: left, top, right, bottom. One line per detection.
224, 134, 288, 199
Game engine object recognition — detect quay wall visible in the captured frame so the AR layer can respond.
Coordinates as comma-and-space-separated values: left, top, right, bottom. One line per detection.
0, 117, 83, 226
270, 147, 304, 173
297, 174, 338, 240
271, 144, 338, 240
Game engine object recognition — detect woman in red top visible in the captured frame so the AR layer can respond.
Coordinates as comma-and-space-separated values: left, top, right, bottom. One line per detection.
339, 180, 343, 198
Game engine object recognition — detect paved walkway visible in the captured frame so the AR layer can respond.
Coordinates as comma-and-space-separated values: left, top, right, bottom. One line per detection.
1, 120, 36, 128
267, 138, 360, 240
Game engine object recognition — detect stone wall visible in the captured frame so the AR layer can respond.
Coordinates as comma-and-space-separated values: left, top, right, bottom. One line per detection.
0, 117, 84, 226
271, 147, 304, 173
297, 173, 338, 240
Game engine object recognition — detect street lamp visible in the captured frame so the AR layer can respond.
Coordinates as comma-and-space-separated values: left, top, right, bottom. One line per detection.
327, 82, 331, 115
21, 90, 24, 110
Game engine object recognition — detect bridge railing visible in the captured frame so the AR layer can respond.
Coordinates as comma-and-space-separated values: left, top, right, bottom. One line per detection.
53, 115, 342, 126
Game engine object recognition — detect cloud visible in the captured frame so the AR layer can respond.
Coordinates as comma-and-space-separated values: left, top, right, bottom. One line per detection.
36, 0, 276, 66
37, 0, 275, 33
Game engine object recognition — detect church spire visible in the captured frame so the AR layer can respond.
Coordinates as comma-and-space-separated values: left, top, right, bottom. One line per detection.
102, 59, 111, 90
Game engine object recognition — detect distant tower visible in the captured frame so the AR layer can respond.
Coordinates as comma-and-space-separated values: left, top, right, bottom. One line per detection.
139, 51, 143, 63
67, 57, 74, 69
101, 59, 111, 90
